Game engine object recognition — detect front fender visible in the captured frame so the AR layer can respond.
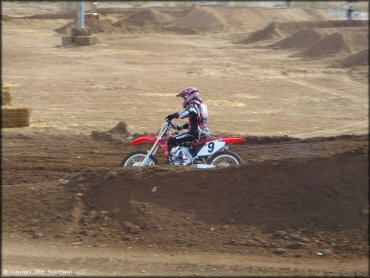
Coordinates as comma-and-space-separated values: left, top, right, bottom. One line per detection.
131, 136, 157, 146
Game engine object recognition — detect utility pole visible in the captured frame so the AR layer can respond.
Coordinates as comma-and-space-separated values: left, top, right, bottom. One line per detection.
77, 0, 85, 29
61, 0, 97, 46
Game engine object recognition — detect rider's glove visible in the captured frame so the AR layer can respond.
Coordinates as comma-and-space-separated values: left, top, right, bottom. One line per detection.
166, 112, 179, 121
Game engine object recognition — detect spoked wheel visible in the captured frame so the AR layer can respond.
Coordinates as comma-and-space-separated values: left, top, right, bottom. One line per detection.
208, 150, 243, 167
121, 151, 158, 167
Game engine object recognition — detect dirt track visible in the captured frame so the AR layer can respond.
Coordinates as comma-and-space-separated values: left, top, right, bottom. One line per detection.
2, 2, 369, 276
2, 130, 369, 276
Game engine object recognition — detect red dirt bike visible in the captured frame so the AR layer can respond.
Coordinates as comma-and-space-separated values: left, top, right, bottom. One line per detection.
121, 119, 246, 168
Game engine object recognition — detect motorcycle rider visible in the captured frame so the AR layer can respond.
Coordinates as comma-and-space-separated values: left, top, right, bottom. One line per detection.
166, 87, 211, 165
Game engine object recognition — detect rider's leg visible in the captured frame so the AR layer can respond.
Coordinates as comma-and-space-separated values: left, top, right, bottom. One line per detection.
167, 133, 196, 165
167, 133, 196, 151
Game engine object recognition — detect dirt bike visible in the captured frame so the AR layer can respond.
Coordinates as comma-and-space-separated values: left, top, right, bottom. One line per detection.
121, 119, 246, 168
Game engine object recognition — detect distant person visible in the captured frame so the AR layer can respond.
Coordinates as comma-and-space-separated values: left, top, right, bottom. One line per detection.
286, 0, 292, 8
346, 5, 354, 20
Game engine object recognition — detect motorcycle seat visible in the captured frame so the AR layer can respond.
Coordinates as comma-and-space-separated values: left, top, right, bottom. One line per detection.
191, 137, 220, 147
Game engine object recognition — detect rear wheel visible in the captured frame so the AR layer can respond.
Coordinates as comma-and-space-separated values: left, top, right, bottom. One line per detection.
208, 150, 243, 167
121, 151, 158, 167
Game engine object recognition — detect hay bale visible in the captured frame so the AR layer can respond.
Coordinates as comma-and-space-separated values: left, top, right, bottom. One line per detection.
2, 85, 10, 95
2, 85, 10, 92
2, 87, 11, 105
73, 27, 93, 36
2, 106, 31, 128
75, 35, 97, 46
2, 91, 11, 105
61, 35, 73, 46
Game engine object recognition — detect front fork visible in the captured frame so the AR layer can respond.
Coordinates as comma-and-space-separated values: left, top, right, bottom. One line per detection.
138, 125, 167, 166
138, 144, 159, 166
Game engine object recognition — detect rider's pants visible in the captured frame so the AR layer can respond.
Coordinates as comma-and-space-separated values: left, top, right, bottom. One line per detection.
167, 133, 196, 151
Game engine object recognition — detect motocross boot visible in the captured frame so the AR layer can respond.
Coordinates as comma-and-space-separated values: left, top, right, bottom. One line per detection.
179, 151, 192, 166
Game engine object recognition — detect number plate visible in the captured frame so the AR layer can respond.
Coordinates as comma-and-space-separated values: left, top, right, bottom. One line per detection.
196, 140, 225, 157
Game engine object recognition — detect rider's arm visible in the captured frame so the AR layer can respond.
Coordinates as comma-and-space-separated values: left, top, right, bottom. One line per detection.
178, 110, 189, 119
167, 105, 197, 130
178, 105, 198, 119
166, 112, 179, 120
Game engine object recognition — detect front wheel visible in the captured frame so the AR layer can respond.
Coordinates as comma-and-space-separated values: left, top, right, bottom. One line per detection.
121, 151, 158, 167
208, 150, 243, 167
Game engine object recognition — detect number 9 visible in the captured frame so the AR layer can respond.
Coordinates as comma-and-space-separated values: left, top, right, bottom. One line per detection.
208, 142, 215, 153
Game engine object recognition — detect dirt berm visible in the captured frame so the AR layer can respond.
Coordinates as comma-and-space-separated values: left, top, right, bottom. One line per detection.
71, 148, 368, 230
3, 147, 368, 256
241, 20, 368, 43
54, 5, 330, 35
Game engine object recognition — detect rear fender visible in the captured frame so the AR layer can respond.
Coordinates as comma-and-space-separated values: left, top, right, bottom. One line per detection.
220, 138, 246, 145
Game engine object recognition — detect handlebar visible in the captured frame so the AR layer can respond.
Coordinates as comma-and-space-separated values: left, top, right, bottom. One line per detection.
165, 119, 179, 131
165, 118, 176, 128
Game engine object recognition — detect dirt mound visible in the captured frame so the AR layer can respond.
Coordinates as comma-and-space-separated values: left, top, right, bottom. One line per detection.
90, 19, 117, 33
108, 122, 130, 135
147, 5, 329, 34
295, 27, 368, 59
272, 29, 324, 49
113, 7, 179, 33
241, 20, 368, 44
91, 122, 130, 142
267, 25, 368, 62
3, 131, 368, 256
3, 146, 368, 255
272, 26, 368, 52
125, 8, 175, 27
164, 5, 228, 34
70, 148, 369, 230
298, 32, 350, 59
55, 17, 117, 35
52, 6, 331, 35
55, 7, 181, 34
337, 49, 369, 67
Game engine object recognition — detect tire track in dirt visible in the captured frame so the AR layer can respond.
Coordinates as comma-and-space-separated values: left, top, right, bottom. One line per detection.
3, 239, 368, 276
